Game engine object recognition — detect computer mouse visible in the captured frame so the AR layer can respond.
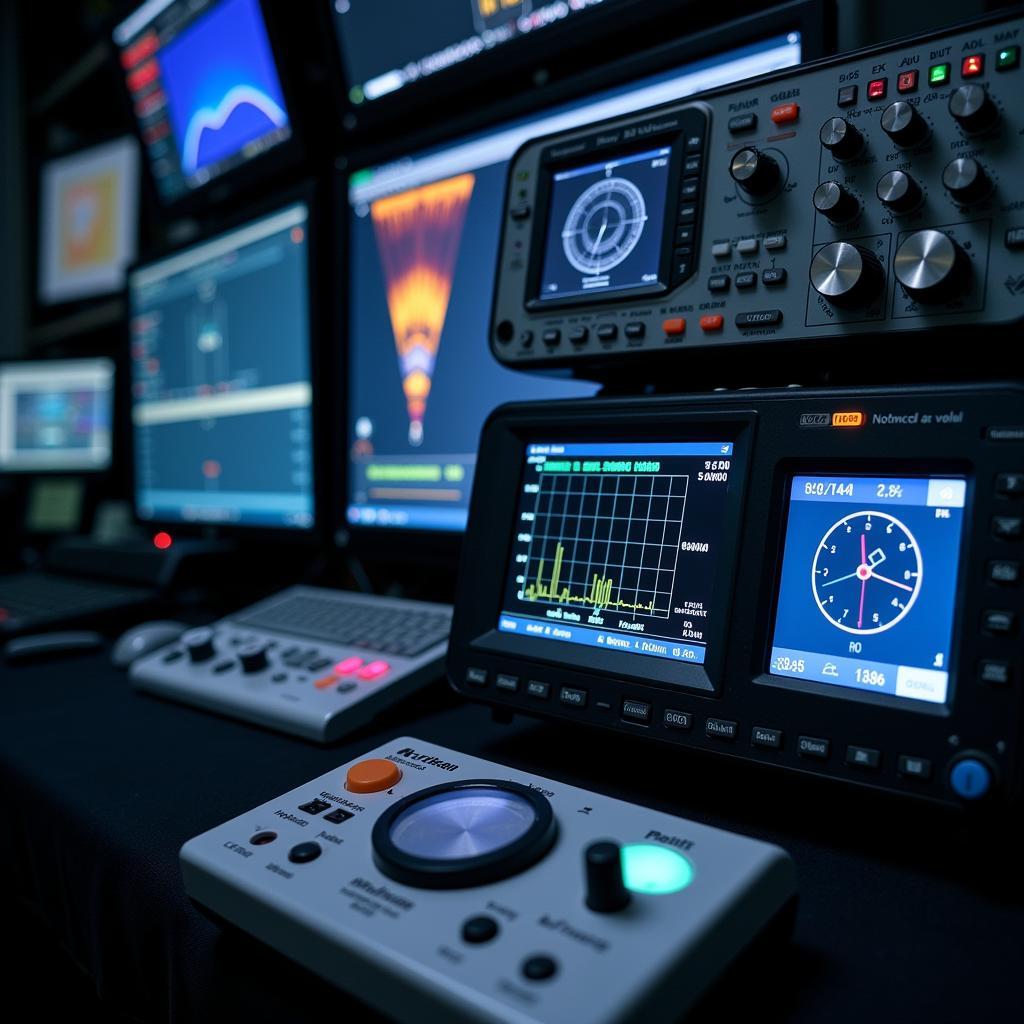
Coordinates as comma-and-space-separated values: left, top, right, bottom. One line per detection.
112, 621, 188, 669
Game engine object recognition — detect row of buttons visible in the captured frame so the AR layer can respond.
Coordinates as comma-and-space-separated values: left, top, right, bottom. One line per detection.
537, 321, 646, 349
726, 103, 800, 134
671, 131, 705, 287
711, 235, 786, 259
981, 467, 1023, 648
708, 269, 788, 292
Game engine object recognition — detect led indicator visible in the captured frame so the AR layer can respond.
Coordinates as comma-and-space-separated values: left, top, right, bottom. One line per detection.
621, 844, 694, 895
832, 411, 865, 428
867, 78, 887, 101
153, 531, 173, 550
929, 63, 951, 86
961, 54, 984, 78
997, 46, 1020, 71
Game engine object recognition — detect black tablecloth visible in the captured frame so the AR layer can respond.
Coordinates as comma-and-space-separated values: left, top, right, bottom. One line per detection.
1, 649, 1022, 1022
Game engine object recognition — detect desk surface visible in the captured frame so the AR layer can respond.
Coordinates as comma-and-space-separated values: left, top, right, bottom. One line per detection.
1, 648, 1022, 1022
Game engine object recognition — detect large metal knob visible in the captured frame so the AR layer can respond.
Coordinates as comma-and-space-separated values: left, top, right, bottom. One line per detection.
819, 117, 863, 160
893, 229, 968, 301
880, 101, 929, 147
813, 180, 859, 223
948, 84, 998, 134
809, 242, 884, 308
729, 147, 780, 196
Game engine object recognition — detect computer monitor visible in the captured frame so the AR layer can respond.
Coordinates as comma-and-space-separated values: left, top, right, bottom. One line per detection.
127, 201, 314, 530
38, 138, 139, 305
0, 359, 114, 473
345, 26, 805, 534
113, 0, 292, 206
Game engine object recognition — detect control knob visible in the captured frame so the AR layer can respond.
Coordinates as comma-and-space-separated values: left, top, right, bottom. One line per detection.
729, 147, 780, 196
875, 170, 922, 213
809, 241, 884, 308
584, 841, 631, 914
948, 84, 999, 134
893, 229, 968, 302
880, 101, 929, 147
819, 117, 863, 160
238, 642, 269, 674
812, 180, 859, 223
942, 157, 991, 204
183, 627, 216, 663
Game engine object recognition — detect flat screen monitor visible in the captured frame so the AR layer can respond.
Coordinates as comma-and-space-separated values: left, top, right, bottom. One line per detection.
128, 201, 314, 530
38, 138, 140, 305
332, 0, 615, 108
114, 0, 292, 205
0, 359, 114, 472
345, 28, 803, 533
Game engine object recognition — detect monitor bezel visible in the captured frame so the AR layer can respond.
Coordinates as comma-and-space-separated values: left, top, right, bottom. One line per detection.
0, 356, 117, 476
123, 183, 327, 542
334, 0, 829, 558
111, 0, 307, 216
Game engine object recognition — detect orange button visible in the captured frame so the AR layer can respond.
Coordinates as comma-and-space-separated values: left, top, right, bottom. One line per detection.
770, 102, 799, 124
700, 314, 724, 331
346, 758, 402, 793
663, 317, 686, 336
314, 673, 339, 689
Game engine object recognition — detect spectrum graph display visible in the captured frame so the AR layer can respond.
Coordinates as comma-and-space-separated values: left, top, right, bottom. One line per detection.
498, 442, 736, 668
115, 0, 291, 204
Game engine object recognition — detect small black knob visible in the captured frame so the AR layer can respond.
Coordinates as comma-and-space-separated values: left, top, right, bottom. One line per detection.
880, 101, 929, 147
584, 841, 631, 914
875, 170, 922, 213
729, 147, 779, 196
183, 627, 216, 663
809, 241, 884, 308
948, 84, 998, 135
819, 117, 863, 160
942, 157, 991, 204
893, 229, 969, 302
238, 642, 269, 674
813, 180, 859, 223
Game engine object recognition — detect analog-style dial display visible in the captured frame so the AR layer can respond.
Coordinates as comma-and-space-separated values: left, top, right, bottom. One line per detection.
812, 510, 922, 634
561, 177, 648, 276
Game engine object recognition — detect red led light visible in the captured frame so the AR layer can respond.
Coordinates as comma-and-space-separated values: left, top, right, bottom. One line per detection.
962, 54, 984, 78
867, 78, 887, 100
153, 531, 173, 551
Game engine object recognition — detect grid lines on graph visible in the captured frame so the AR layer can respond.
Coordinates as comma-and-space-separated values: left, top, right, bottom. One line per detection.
520, 471, 689, 618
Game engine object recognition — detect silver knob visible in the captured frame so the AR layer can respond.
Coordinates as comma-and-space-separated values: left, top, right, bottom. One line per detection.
809, 241, 884, 308
893, 229, 968, 301
876, 170, 922, 213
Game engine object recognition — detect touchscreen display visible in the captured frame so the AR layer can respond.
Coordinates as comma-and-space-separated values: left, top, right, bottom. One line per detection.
770, 474, 968, 706
538, 147, 671, 303
497, 441, 736, 668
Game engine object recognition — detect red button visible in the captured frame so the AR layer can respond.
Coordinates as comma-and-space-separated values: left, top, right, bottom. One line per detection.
314, 674, 339, 690
333, 656, 364, 675
962, 54, 984, 78
867, 78, 887, 100
700, 314, 724, 331
897, 70, 918, 93
357, 660, 390, 680
662, 317, 686, 336
770, 102, 799, 124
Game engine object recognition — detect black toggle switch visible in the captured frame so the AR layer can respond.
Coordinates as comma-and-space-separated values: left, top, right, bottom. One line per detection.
584, 840, 631, 913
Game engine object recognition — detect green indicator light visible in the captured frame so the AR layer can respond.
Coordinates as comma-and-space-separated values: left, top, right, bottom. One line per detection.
929, 63, 951, 86
621, 844, 694, 895
997, 46, 1020, 71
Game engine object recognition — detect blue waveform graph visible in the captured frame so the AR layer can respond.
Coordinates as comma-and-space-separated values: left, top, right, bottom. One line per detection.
158, 0, 290, 179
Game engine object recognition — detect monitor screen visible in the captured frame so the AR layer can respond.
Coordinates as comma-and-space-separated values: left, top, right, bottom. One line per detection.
128, 202, 314, 529
497, 440, 736, 669
769, 473, 969, 708
345, 30, 803, 533
0, 359, 114, 472
38, 138, 140, 305
332, 0, 611, 107
114, 0, 291, 205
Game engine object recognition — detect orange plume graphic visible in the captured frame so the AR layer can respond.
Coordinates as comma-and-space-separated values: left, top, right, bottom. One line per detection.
371, 173, 475, 446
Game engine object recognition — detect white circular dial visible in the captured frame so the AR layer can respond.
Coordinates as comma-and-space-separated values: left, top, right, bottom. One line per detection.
561, 177, 648, 276
811, 510, 923, 635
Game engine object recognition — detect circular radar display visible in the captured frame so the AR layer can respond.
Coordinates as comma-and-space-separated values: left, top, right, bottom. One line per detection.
812, 510, 922, 634
561, 177, 648, 275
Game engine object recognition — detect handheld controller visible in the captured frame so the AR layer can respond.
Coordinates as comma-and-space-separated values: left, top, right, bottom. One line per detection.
491, 9, 1024, 375
181, 737, 796, 1024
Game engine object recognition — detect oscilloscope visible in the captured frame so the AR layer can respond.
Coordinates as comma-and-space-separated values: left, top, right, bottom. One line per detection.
448, 383, 1024, 807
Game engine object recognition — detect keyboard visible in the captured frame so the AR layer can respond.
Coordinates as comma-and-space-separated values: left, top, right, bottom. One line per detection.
0, 573, 154, 635
130, 585, 453, 742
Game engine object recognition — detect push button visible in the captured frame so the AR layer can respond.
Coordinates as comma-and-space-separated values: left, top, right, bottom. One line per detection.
736, 237, 759, 256
988, 560, 1020, 584
762, 267, 787, 286
764, 234, 786, 251
314, 673, 340, 689
346, 758, 402, 793
751, 726, 783, 750
770, 102, 799, 124
728, 113, 758, 132
288, 841, 322, 864
929, 63, 951, 86
846, 745, 881, 769
711, 241, 731, 259
898, 755, 932, 780
897, 70, 919, 93
569, 326, 589, 345
735, 271, 756, 289
495, 673, 519, 692
334, 656, 364, 675
979, 660, 1011, 685
680, 178, 700, 200
705, 717, 737, 741
837, 85, 858, 107
735, 309, 782, 328
982, 609, 1017, 634
298, 798, 331, 816
707, 274, 730, 292
700, 314, 724, 331
992, 515, 1023, 540
961, 54, 984, 78
249, 831, 277, 845
560, 686, 587, 708
798, 735, 830, 759
462, 916, 499, 944
542, 329, 561, 347
676, 225, 694, 246
526, 680, 550, 699
465, 666, 488, 686
949, 755, 992, 800
867, 78, 887, 100
997, 45, 1020, 71
522, 955, 558, 981
597, 324, 618, 342
357, 659, 390, 680
996, 472, 1024, 496
510, 203, 531, 220
664, 709, 692, 730
624, 322, 646, 340
621, 698, 651, 724
663, 317, 686, 336
324, 807, 355, 825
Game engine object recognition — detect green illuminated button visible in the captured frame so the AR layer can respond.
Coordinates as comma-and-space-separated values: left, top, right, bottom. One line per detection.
997, 46, 1020, 71
621, 843, 694, 895
929, 63, 951, 86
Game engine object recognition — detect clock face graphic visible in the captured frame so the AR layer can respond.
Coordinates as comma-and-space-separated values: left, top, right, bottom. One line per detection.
561, 176, 648, 276
811, 510, 923, 635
